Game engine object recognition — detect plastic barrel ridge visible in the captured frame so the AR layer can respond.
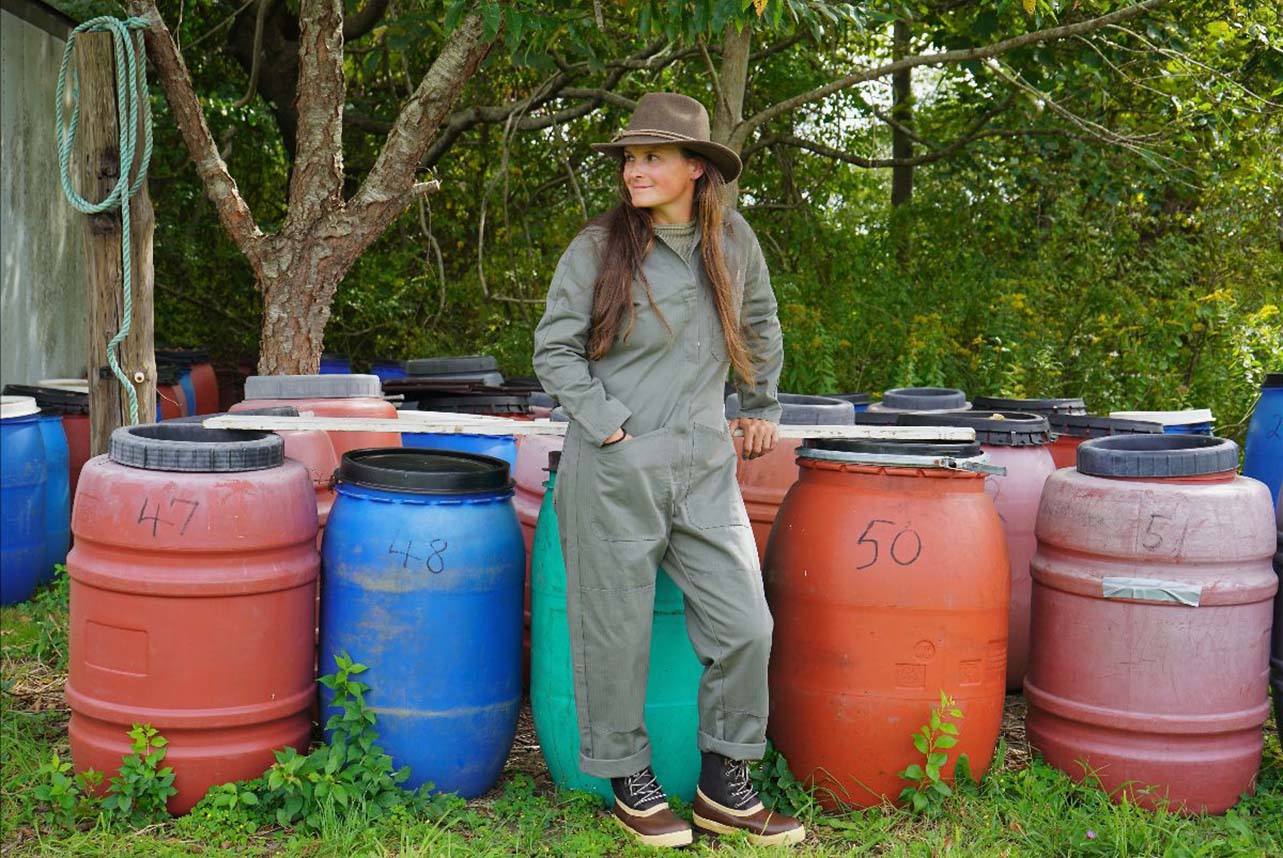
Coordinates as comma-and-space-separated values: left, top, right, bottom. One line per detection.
973, 396, 1087, 417
233, 374, 400, 458
1243, 373, 1282, 509
1026, 435, 1277, 814
67, 423, 318, 814
725, 392, 856, 565
37, 414, 71, 584
868, 387, 971, 413
1046, 414, 1163, 470
765, 438, 1009, 809
530, 450, 703, 803
1, 397, 48, 605
898, 411, 1057, 690
319, 449, 523, 796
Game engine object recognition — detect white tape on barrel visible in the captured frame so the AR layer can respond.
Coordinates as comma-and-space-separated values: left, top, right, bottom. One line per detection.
1101, 577, 1202, 607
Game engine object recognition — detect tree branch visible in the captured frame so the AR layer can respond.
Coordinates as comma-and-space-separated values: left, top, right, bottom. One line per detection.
733, 0, 1170, 148
286, 0, 346, 231
232, 0, 272, 109
343, 0, 389, 40
126, 1, 264, 267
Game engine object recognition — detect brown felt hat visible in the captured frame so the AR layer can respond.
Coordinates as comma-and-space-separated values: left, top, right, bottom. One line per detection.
591, 92, 743, 182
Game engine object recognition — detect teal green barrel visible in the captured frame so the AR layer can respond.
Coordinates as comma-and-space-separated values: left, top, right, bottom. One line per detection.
530, 451, 702, 803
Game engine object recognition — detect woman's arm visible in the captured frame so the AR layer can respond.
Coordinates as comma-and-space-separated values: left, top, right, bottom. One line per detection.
533, 232, 634, 446
733, 230, 784, 424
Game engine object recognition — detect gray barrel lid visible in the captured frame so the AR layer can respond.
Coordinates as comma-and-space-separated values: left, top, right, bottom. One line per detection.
725, 392, 854, 426
244, 374, 382, 399
880, 387, 968, 411
530, 391, 557, 409
825, 392, 871, 407
338, 448, 510, 494
109, 422, 284, 472
1049, 414, 1163, 439
898, 411, 1052, 447
406, 355, 499, 376
972, 396, 1086, 416
1076, 434, 1238, 478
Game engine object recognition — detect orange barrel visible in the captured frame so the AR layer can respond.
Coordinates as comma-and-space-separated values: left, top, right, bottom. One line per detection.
1045, 414, 1162, 470
67, 423, 318, 814
1026, 435, 1277, 814
899, 411, 1057, 690
232, 374, 399, 459
973, 396, 1086, 418
765, 438, 1010, 809
725, 392, 855, 564
867, 387, 971, 413
513, 408, 569, 688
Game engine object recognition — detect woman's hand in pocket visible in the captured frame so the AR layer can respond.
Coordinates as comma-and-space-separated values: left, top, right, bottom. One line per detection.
729, 417, 778, 460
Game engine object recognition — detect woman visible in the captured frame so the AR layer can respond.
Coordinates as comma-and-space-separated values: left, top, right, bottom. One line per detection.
533, 92, 804, 849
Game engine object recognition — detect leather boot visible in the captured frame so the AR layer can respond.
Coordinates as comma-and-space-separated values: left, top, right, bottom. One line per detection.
609, 767, 693, 848
692, 752, 805, 847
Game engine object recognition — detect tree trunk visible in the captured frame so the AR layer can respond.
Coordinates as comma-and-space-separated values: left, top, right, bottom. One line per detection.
77, 33, 156, 455
891, 20, 913, 208
711, 23, 751, 207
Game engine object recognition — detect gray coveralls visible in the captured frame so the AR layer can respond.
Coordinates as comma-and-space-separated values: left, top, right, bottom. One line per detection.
532, 209, 784, 778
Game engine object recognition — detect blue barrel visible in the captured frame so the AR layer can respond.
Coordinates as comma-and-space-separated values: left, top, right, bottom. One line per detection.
37, 414, 70, 584
401, 433, 517, 469
1110, 409, 1214, 436
1, 397, 47, 604
176, 371, 197, 416
319, 449, 523, 796
1244, 374, 1282, 509
372, 360, 408, 383
828, 392, 871, 412
319, 354, 351, 375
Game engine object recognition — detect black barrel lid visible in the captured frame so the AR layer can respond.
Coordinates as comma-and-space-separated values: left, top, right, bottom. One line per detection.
372, 359, 407, 369
1076, 434, 1239, 478
725, 392, 854, 426
321, 352, 348, 361
155, 347, 211, 366
898, 411, 1051, 447
338, 448, 511, 494
415, 394, 530, 415
548, 450, 561, 472
1049, 414, 1163, 439
530, 391, 556, 409
851, 410, 903, 426
407, 355, 499, 376
825, 392, 872, 407
880, 387, 968, 411
156, 365, 184, 385
1263, 373, 1283, 389
973, 396, 1086, 416
804, 437, 984, 459
2, 384, 89, 415
109, 423, 283, 472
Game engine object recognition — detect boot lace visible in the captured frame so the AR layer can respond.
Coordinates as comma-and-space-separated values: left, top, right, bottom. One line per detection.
725, 758, 757, 808
625, 769, 666, 806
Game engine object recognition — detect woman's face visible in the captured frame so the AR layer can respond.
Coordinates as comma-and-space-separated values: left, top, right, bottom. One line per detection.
622, 144, 704, 222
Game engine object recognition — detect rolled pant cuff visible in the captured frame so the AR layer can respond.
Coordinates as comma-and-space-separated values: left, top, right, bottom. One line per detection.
698, 731, 767, 761
579, 745, 652, 780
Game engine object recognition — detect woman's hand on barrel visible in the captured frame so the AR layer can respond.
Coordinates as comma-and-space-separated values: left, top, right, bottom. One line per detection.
730, 417, 778, 460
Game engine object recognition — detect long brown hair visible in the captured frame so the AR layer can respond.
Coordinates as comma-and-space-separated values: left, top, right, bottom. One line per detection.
585, 152, 757, 386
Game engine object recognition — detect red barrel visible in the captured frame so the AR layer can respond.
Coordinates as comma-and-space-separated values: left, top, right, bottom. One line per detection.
1046, 414, 1163, 470
727, 393, 855, 564
1026, 435, 1277, 814
232, 374, 399, 459
766, 438, 1009, 809
899, 412, 1057, 690
67, 423, 318, 814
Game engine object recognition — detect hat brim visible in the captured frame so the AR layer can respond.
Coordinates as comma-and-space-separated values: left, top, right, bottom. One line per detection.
592, 135, 742, 183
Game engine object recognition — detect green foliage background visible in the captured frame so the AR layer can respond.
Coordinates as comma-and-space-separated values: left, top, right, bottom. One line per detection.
54, 1, 1282, 437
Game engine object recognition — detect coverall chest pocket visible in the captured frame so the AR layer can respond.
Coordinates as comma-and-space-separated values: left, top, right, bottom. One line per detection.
685, 423, 751, 530
590, 430, 671, 542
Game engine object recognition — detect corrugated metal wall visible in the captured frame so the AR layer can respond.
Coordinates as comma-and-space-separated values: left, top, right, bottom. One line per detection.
1, 0, 88, 386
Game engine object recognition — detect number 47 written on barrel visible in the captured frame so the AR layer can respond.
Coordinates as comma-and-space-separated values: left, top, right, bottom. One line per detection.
855, 520, 922, 570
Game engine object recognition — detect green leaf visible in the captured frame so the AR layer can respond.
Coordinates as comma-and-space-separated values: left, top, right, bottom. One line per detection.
239, 791, 259, 806
935, 735, 959, 749
899, 764, 925, 781
928, 752, 949, 769
912, 732, 928, 754
483, 2, 503, 42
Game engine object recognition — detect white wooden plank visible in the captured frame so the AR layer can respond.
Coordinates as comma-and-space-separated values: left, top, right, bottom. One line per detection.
202, 413, 976, 441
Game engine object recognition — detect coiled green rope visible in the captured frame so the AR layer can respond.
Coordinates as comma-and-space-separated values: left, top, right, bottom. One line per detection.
55, 15, 154, 424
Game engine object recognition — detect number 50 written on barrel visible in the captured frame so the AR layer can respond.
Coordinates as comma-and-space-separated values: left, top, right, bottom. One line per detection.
855, 519, 923, 570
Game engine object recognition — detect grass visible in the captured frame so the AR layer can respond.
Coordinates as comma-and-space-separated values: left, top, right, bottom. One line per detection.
2, 579, 1280, 857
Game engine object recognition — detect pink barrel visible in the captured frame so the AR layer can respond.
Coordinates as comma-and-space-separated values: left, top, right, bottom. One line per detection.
899, 412, 1057, 689
232, 375, 398, 459
725, 393, 855, 565
1026, 435, 1276, 814
512, 409, 568, 687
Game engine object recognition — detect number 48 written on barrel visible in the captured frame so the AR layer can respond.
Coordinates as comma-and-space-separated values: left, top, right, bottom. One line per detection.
855, 519, 922, 570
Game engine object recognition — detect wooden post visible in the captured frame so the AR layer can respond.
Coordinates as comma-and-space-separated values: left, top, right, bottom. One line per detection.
75, 32, 156, 455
